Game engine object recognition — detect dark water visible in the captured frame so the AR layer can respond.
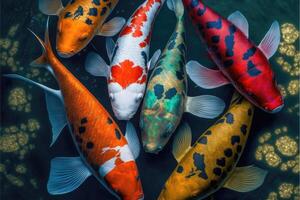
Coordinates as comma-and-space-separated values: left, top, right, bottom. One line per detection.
1, 0, 299, 200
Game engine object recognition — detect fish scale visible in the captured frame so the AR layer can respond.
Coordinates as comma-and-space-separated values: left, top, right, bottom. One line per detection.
158, 96, 254, 200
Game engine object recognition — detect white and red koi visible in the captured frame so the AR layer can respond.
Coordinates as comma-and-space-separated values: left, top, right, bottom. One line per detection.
85, 0, 164, 120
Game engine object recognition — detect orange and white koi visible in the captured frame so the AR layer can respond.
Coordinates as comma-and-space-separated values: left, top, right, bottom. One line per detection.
4, 20, 143, 200
39, 0, 125, 57
84, 0, 165, 120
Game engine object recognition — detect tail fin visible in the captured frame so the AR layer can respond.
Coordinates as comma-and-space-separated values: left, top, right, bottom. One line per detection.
29, 17, 51, 68
167, 0, 184, 18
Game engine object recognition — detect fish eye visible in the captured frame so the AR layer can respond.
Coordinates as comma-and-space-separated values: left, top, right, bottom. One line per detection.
135, 93, 143, 102
109, 93, 115, 101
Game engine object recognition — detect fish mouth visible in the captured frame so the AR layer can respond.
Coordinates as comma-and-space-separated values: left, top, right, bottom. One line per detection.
112, 108, 135, 120
143, 143, 162, 154
269, 104, 284, 113
56, 50, 74, 58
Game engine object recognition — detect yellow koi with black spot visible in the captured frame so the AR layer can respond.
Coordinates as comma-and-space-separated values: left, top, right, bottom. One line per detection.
39, 0, 125, 57
158, 93, 267, 200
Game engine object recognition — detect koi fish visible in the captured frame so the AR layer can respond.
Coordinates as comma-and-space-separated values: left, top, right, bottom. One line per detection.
39, 0, 125, 58
139, 0, 225, 154
183, 0, 284, 113
84, 0, 165, 120
4, 20, 144, 200
158, 93, 267, 200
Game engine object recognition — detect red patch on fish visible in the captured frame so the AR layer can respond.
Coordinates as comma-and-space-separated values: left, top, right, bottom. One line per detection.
109, 60, 146, 89
120, 0, 162, 38
139, 30, 152, 48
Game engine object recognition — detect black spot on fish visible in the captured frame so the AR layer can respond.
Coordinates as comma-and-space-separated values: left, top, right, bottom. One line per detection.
243, 47, 257, 60
225, 113, 234, 124
74, 6, 84, 18
64, 12, 72, 18
165, 88, 177, 99
141, 51, 147, 67
205, 130, 212, 135
247, 60, 261, 76
152, 68, 163, 78
107, 2, 112, 8
223, 59, 233, 68
216, 157, 226, 167
231, 136, 240, 145
213, 167, 222, 176
79, 126, 86, 134
224, 148, 233, 157
168, 40, 176, 50
190, 0, 199, 8
100, 7, 107, 16
88, 8, 98, 16
193, 153, 208, 180
240, 124, 247, 135
237, 145, 242, 153
92, 0, 100, 5
206, 18, 222, 29
248, 108, 253, 116
115, 129, 121, 140
70, 0, 76, 4
177, 166, 184, 173
86, 142, 94, 149
198, 136, 207, 144
225, 25, 236, 57
107, 117, 113, 124
176, 70, 184, 80
211, 36, 220, 43
177, 43, 186, 54
81, 117, 88, 124
216, 118, 225, 124
154, 84, 164, 99
197, 5, 206, 16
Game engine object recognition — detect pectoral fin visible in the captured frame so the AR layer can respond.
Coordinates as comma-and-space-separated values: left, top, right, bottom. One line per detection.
47, 157, 92, 195
228, 11, 249, 38
98, 17, 126, 37
258, 21, 280, 59
147, 49, 161, 71
85, 52, 109, 77
186, 60, 230, 89
106, 38, 116, 62
39, 0, 63, 15
223, 165, 268, 192
185, 95, 225, 119
172, 123, 192, 162
125, 122, 140, 159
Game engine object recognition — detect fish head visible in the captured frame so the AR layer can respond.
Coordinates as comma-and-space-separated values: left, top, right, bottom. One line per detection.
56, 16, 94, 58
140, 110, 176, 154
108, 83, 145, 120
239, 67, 284, 113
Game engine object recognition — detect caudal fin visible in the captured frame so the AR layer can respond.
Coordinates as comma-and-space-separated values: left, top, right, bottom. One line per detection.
29, 17, 51, 68
167, 0, 184, 18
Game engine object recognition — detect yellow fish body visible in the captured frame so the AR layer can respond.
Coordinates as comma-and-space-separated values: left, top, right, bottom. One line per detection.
39, 0, 124, 57
158, 94, 267, 200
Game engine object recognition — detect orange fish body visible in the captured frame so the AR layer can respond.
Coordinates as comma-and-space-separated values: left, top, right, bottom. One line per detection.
39, 0, 123, 57
6, 22, 143, 200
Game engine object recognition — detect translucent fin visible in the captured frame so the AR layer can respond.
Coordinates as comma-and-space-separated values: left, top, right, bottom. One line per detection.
185, 95, 225, 119
258, 21, 280, 59
98, 17, 126, 37
224, 165, 268, 192
167, 0, 184, 18
147, 49, 161, 71
85, 52, 109, 77
39, 0, 63, 15
3, 74, 67, 146
186, 61, 230, 89
228, 11, 249, 38
106, 38, 116, 62
125, 122, 140, 159
172, 123, 192, 163
45, 91, 67, 146
47, 157, 92, 195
